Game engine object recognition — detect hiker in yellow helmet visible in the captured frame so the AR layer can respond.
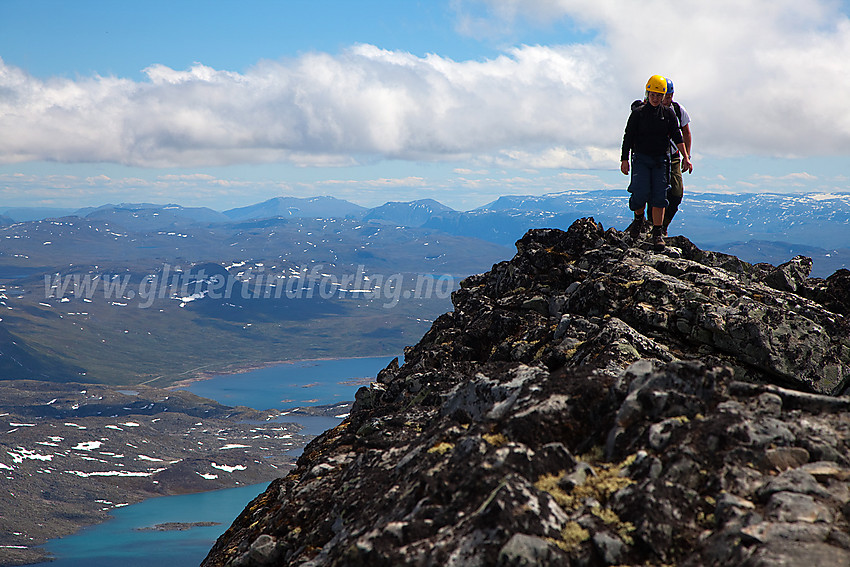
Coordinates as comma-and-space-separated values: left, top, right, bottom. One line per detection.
620, 75, 692, 250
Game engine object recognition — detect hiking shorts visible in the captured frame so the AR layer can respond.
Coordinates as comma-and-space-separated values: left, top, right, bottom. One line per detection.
668, 153, 684, 210
628, 152, 670, 211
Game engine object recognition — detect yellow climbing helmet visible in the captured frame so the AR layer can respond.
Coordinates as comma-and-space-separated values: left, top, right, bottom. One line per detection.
645, 75, 667, 94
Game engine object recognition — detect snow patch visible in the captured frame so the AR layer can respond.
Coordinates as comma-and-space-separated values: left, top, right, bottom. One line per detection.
72, 441, 102, 451
66, 468, 165, 478
211, 462, 247, 473
8, 448, 53, 463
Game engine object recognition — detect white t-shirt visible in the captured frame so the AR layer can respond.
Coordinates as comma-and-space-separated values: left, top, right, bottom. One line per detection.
669, 102, 690, 154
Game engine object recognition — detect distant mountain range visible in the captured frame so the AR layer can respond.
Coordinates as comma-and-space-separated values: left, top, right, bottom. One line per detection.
0, 203, 511, 384
222, 196, 367, 221
3, 190, 847, 276
364, 198, 455, 227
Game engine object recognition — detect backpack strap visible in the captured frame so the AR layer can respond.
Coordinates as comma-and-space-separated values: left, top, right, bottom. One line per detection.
671, 101, 682, 124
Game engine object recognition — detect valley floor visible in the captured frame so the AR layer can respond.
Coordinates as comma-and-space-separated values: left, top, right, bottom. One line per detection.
0, 380, 319, 567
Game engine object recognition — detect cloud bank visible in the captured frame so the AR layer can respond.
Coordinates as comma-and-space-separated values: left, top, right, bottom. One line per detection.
1, 0, 848, 170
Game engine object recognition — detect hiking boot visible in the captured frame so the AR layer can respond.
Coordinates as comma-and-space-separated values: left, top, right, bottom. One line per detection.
626, 216, 646, 239
661, 223, 669, 237
652, 226, 665, 250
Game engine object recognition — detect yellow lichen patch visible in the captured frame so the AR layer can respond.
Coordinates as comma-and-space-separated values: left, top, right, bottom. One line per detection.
696, 510, 715, 528
427, 442, 454, 455
549, 521, 590, 552
591, 507, 635, 545
559, 346, 578, 360
533, 344, 549, 360
535, 454, 637, 510
534, 471, 571, 507
623, 279, 645, 288
559, 340, 585, 360
544, 246, 573, 260
483, 433, 508, 446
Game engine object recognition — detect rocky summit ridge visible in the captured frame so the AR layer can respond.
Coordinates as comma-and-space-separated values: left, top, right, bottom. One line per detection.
202, 218, 850, 567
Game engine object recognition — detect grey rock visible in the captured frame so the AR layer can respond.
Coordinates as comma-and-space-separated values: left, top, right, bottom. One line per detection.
715, 493, 757, 524
557, 461, 596, 492
248, 534, 281, 564
757, 469, 831, 500
755, 392, 783, 415
763, 446, 810, 471
730, 416, 795, 447
497, 533, 565, 566
744, 542, 850, 567
765, 491, 832, 523
648, 417, 684, 451
592, 531, 625, 565
740, 520, 831, 544
761, 255, 813, 293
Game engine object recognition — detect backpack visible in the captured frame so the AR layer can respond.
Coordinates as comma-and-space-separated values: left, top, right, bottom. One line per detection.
631, 99, 683, 125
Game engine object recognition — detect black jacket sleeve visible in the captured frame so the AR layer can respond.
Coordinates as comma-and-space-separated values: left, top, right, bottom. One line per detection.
621, 111, 638, 161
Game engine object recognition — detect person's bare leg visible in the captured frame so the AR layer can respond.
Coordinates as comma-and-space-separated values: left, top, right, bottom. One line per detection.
651, 207, 665, 227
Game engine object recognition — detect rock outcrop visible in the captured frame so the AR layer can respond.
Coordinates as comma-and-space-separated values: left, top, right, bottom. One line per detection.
202, 218, 850, 567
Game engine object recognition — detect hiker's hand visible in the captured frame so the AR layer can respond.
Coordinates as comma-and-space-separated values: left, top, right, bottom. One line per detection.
682, 157, 693, 174
620, 160, 629, 175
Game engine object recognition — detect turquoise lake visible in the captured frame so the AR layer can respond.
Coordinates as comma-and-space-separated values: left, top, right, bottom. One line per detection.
31, 355, 397, 566
31, 483, 270, 567
182, 356, 397, 410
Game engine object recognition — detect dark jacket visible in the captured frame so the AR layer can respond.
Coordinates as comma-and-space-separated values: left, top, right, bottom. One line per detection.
621, 103, 684, 161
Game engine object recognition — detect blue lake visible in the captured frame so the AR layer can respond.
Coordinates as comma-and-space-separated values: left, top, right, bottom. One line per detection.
31, 355, 397, 566
31, 483, 270, 567
181, 356, 397, 410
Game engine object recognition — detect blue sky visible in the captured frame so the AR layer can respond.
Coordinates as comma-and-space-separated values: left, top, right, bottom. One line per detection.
1, 0, 849, 211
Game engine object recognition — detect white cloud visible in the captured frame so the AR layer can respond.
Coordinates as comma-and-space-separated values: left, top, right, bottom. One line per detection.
0, 42, 617, 168
459, 0, 850, 158
487, 146, 619, 169
752, 172, 818, 182
1, 0, 849, 174
362, 177, 428, 188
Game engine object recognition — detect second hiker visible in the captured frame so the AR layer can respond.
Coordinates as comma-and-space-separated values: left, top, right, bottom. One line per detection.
662, 78, 692, 236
